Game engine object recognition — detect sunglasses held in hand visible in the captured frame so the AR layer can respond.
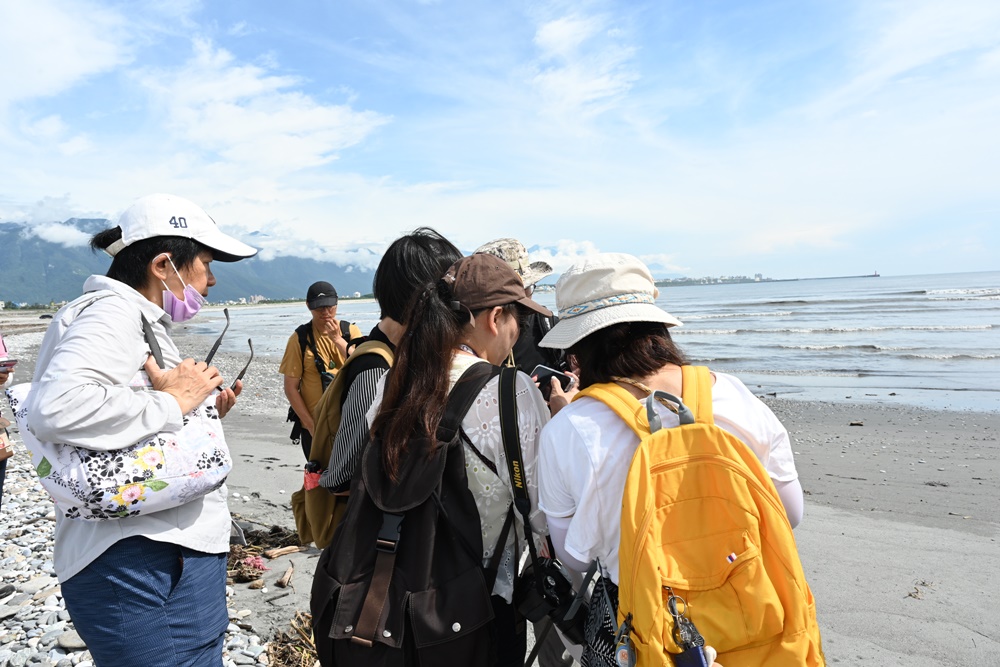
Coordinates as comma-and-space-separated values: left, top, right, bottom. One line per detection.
231, 339, 253, 391
202, 308, 254, 391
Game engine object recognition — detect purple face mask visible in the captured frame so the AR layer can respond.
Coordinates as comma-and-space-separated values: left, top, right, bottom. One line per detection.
160, 256, 207, 322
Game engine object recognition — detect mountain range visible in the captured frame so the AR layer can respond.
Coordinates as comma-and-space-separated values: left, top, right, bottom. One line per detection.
0, 219, 376, 305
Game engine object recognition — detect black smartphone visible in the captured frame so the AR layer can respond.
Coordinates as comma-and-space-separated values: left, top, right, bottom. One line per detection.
530, 364, 573, 400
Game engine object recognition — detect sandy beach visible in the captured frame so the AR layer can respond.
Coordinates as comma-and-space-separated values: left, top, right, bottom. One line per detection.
1, 310, 998, 665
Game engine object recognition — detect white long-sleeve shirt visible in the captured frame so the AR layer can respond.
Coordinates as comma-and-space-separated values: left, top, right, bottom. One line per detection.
27, 275, 231, 581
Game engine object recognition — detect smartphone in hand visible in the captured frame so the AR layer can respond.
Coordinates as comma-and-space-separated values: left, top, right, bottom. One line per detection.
0, 359, 17, 372
530, 364, 573, 401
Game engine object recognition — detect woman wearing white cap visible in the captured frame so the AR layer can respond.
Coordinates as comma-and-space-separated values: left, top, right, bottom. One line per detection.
25, 194, 257, 666
536, 253, 804, 666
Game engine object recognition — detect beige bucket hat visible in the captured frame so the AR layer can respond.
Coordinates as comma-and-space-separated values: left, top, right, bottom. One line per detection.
539, 253, 682, 349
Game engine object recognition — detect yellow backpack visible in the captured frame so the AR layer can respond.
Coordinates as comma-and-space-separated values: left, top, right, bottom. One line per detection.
577, 366, 824, 666
292, 340, 394, 549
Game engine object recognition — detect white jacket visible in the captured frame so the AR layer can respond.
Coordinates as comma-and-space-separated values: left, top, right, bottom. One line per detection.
28, 275, 230, 581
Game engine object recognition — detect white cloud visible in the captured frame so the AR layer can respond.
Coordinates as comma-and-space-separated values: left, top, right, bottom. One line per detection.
528, 239, 604, 273
227, 21, 255, 37
21, 195, 80, 225
58, 137, 94, 156
0, 0, 130, 107
535, 15, 601, 59
137, 39, 390, 174
808, 0, 1000, 118
530, 13, 638, 117
21, 115, 68, 139
25, 222, 91, 248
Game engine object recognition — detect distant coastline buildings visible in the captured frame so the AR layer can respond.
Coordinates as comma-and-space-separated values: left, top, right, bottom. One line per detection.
534, 273, 773, 292
655, 273, 771, 287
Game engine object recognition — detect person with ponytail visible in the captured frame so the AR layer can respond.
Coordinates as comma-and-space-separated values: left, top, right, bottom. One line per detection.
367, 253, 553, 667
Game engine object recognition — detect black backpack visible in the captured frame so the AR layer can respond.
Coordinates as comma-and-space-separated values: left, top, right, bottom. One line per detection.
311, 362, 514, 667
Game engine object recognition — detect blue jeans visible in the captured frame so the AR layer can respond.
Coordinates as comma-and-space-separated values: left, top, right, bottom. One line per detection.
61, 536, 229, 667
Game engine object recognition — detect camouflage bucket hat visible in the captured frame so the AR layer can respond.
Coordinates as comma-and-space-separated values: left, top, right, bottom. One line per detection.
474, 237, 553, 288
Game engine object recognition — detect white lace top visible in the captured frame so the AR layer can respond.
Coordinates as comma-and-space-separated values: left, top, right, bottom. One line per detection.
367, 354, 550, 603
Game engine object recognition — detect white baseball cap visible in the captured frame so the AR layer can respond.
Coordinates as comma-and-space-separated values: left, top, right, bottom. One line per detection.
105, 193, 257, 262
539, 253, 682, 349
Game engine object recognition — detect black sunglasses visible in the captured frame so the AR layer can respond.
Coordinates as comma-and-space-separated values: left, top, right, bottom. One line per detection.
202, 308, 254, 390
231, 338, 254, 391
204, 308, 230, 365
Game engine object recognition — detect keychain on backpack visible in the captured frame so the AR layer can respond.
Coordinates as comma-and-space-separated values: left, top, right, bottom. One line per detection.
613, 613, 636, 667
665, 587, 710, 667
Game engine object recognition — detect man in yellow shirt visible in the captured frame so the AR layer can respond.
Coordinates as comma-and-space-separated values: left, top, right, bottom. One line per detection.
279, 281, 362, 460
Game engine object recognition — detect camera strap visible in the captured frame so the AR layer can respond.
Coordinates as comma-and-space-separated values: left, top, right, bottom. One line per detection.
498, 366, 547, 593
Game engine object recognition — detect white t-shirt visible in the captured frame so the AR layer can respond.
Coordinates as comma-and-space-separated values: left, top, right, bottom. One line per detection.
537, 372, 797, 584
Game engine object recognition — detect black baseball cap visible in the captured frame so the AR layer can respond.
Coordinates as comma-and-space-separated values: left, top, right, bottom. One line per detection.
307, 281, 339, 309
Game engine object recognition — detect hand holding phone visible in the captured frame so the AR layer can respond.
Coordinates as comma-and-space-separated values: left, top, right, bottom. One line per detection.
530, 364, 573, 401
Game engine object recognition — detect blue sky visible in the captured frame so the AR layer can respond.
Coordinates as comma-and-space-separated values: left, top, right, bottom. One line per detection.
1, 0, 998, 279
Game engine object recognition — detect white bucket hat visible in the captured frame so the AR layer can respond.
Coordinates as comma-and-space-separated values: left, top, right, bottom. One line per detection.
105, 193, 257, 262
538, 253, 682, 349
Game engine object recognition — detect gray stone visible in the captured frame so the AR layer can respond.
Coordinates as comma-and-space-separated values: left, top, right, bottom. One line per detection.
19, 578, 57, 596
56, 631, 86, 651
0, 605, 18, 620
41, 629, 63, 645
9, 648, 31, 666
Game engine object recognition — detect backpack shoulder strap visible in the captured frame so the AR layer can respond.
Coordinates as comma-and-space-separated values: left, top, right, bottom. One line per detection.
340, 319, 353, 345
575, 382, 651, 439
498, 366, 549, 593
295, 322, 311, 362
140, 316, 165, 368
438, 362, 498, 441
349, 340, 394, 367
681, 365, 715, 425
296, 321, 328, 373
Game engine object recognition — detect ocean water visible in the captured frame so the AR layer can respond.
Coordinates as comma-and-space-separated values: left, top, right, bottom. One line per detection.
184, 271, 999, 412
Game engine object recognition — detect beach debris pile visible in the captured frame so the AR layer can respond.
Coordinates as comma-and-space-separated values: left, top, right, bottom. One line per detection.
227, 521, 304, 586
238, 521, 303, 550
266, 611, 318, 667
